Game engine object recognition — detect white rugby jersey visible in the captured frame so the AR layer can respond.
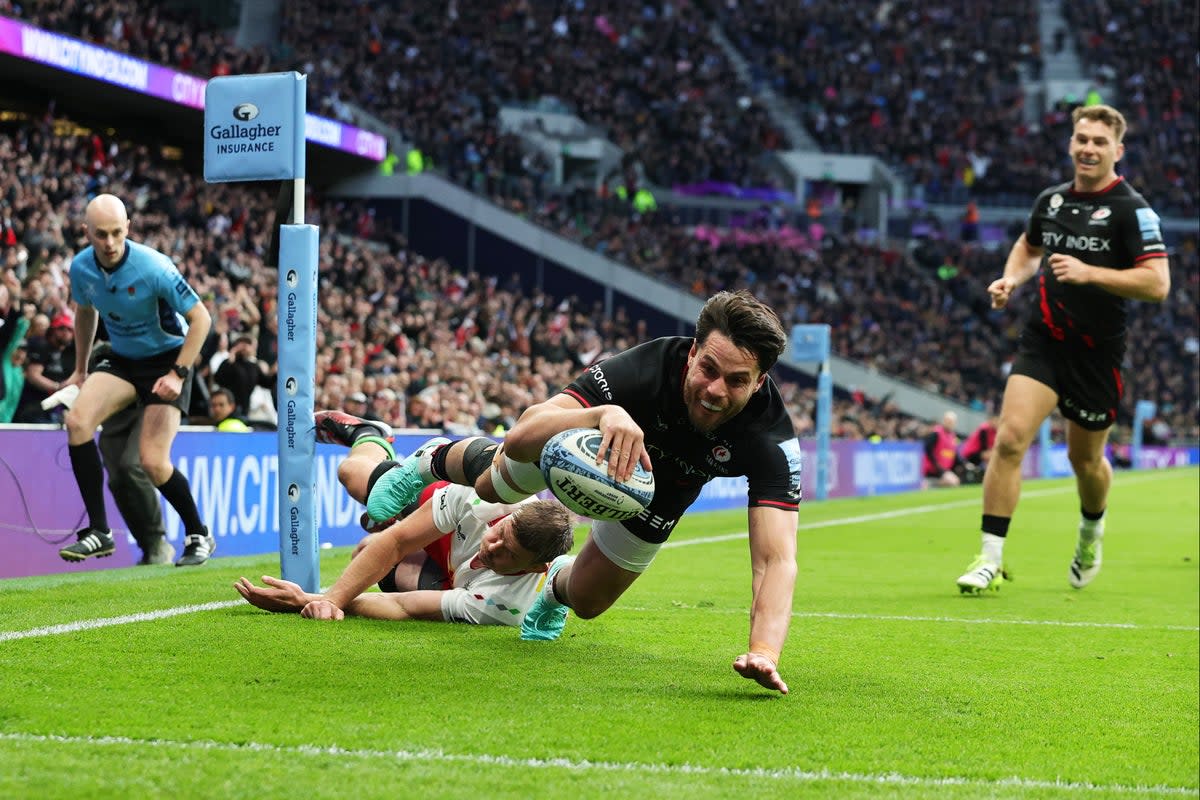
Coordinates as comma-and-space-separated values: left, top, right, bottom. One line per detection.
430, 484, 548, 626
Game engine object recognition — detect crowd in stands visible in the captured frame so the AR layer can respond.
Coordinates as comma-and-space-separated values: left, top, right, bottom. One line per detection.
8, 0, 787, 192
717, 0, 1046, 206
718, 0, 1197, 216
7, 0, 1194, 215
0, 0, 1195, 443
1060, 0, 1198, 216
1, 118, 943, 446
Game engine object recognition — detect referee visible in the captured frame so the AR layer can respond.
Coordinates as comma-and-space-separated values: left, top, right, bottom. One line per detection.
58, 194, 215, 567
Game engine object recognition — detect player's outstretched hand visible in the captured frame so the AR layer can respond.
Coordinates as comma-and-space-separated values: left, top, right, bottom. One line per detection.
300, 599, 345, 621
235, 575, 308, 613
733, 651, 789, 694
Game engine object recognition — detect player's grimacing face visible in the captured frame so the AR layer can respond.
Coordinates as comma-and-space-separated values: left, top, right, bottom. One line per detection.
683, 331, 765, 432
478, 518, 538, 575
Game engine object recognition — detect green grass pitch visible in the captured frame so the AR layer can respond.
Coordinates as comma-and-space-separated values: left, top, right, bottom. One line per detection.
1, 469, 1196, 799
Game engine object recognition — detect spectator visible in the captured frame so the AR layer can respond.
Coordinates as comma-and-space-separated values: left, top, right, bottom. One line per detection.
14, 312, 74, 423
922, 411, 963, 488
214, 334, 272, 417
209, 387, 251, 433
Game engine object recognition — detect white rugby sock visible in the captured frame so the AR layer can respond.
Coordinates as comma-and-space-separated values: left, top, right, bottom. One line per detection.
1079, 514, 1105, 542
981, 533, 1005, 566
540, 574, 564, 606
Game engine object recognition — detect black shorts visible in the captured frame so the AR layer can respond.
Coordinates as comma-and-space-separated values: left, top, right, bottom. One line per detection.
93, 347, 193, 413
1011, 327, 1123, 431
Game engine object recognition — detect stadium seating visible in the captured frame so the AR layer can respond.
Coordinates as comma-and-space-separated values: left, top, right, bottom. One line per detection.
1, 2, 1195, 443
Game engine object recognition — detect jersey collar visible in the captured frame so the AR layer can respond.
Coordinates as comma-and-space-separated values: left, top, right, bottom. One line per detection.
93, 243, 131, 274
1069, 175, 1124, 198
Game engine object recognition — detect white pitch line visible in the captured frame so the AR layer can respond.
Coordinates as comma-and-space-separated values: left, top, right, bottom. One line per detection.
623, 606, 1199, 632
0, 732, 1193, 796
664, 483, 1077, 549
0, 475, 1188, 644
0, 600, 242, 643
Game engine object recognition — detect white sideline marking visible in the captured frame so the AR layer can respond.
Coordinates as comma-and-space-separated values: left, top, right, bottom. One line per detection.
626, 606, 1199, 633
1, 475, 1188, 644
664, 484, 1076, 549
0, 601, 241, 643
0, 732, 1193, 795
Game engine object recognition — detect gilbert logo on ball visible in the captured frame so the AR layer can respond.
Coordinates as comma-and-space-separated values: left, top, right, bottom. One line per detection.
540, 428, 655, 521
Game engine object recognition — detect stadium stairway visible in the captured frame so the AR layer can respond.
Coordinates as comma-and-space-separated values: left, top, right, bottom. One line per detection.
707, 20, 821, 153
1030, 0, 1094, 117
330, 169, 987, 430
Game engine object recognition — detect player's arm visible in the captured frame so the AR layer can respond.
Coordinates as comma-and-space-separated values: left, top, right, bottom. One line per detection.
176, 302, 212, 371
66, 304, 99, 384
151, 300, 211, 401
989, 234, 1043, 309
312, 501, 444, 619
1048, 254, 1169, 302
504, 394, 648, 479
341, 590, 445, 621
733, 505, 798, 695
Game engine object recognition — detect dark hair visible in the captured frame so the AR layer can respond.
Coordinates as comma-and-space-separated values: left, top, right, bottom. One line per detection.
1072, 104, 1127, 142
510, 500, 574, 563
695, 290, 787, 373
210, 388, 235, 405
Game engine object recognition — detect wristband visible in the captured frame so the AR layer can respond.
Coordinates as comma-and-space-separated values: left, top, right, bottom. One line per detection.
749, 641, 780, 665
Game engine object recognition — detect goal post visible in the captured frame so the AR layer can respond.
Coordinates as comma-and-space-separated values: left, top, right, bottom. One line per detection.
204, 72, 320, 592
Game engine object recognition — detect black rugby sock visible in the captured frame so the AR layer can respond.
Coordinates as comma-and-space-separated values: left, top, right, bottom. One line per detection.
68, 442, 109, 532
156, 468, 206, 536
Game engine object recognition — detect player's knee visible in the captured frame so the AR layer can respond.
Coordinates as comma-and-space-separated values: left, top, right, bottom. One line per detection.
63, 407, 97, 443
992, 427, 1031, 463
139, 457, 172, 485
473, 472, 502, 503
336, 458, 359, 491
1067, 448, 1106, 475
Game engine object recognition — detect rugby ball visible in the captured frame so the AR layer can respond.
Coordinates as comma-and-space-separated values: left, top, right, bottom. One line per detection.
540, 428, 655, 521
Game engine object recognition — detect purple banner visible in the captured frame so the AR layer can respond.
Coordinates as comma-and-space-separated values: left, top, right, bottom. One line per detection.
673, 181, 797, 204
3, 427, 1193, 580
691, 439, 924, 511
0, 430, 140, 577
0, 16, 385, 161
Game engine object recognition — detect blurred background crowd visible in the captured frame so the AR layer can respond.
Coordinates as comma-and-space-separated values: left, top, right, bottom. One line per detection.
0, 0, 1195, 451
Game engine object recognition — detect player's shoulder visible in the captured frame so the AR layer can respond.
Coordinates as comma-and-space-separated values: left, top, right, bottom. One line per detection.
68, 247, 97, 275
1105, 177, 1153, 209
125, 240, 174, 269
574, 337, 688, 398
608, 337, 689, 365
1032, 181, 1073, 208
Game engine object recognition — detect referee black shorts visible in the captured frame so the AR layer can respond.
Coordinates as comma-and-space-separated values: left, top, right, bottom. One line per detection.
92, 346, 193, 413
1011, 326, 1123, 431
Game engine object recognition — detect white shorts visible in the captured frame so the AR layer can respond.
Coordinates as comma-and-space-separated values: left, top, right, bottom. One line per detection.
589, 520, 662, 573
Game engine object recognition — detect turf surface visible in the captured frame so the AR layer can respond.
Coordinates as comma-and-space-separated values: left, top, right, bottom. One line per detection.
1, 469, 1196, 798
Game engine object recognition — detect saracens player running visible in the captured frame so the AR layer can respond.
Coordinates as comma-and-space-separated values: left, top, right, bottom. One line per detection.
365, 290, 802, 694
955, 104, 1170, 595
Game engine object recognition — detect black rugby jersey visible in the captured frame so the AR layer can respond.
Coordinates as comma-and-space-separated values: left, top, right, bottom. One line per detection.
1024, 176, 1166, 347
560, 337, 802, 543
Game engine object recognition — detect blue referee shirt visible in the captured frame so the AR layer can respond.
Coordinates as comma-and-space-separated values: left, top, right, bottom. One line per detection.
69, 240, 200, 359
